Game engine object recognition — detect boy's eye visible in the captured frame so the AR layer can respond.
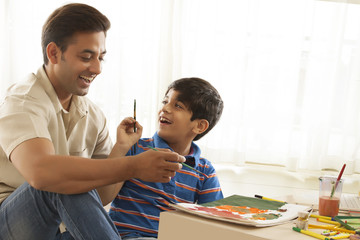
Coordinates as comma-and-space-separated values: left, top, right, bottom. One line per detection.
175, 104, 183, 109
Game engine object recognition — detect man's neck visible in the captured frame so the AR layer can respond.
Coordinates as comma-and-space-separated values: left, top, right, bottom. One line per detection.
61, 96, 72, 111
44, 64, 73, 111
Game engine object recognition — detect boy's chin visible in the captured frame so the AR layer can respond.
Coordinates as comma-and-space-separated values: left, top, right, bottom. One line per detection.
157, 130, 172, 141
157, 130, 166, 138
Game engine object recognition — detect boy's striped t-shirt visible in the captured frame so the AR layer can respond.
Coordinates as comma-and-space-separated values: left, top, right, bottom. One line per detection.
109, 132, 223, 238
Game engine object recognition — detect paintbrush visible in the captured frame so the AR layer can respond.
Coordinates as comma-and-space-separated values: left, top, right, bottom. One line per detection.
133, 99, 136, 132
147, 145, 208, 178
133, 99, 137, 154
330, 163, 346, 198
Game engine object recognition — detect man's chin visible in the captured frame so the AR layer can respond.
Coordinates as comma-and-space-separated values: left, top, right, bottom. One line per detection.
75, 89, 89, 96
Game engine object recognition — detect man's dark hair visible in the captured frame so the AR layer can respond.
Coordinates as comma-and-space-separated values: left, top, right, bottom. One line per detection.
165, 77, 224, 141
41, 3, 111, 65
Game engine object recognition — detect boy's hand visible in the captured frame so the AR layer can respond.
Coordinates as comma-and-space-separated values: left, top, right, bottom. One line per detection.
132, 150, 185, 182
116, 117, 142, 151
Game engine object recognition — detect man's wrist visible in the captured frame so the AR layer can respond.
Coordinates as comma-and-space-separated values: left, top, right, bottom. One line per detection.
110, 142, 131, 157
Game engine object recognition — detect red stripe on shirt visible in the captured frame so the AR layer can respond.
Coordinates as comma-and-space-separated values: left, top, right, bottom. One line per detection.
114, 222, 158, 234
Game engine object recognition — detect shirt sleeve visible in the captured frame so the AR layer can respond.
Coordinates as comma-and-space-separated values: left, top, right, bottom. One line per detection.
0, 96, 52, 158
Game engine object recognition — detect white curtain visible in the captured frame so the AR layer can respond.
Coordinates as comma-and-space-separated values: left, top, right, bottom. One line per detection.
2, 0, 360, 174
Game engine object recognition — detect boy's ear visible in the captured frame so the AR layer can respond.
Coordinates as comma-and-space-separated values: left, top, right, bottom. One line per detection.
193, 119, 209, 135
46, 42, 60, 64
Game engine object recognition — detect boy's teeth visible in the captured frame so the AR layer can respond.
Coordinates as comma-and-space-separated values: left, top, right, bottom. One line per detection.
160, 117, 171, 123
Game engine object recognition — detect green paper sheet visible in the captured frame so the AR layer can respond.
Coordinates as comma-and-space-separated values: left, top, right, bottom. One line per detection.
201, 194, 285, 210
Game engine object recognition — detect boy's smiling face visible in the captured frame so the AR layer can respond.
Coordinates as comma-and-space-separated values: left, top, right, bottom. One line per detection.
158, 89, 199, 145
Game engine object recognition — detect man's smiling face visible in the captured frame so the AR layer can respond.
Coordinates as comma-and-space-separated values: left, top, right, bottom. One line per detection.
51, 31, 106, 99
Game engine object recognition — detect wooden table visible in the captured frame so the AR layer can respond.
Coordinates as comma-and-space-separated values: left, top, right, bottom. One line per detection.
158, 210, 344, 240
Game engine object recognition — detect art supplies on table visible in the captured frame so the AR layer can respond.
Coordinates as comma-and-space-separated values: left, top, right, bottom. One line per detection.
254, 194, 287, 203
334, 216, 360, 232
330, 164, 346, 198
170, 194, 311, 227
293, 227, 330, 240
319, 164, 346, 217
292, 213, 360, 240
296, 210, 312, 230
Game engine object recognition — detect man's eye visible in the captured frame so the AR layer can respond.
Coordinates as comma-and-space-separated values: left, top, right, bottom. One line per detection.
175, 104, 183, 109
81, 56, 91, 61
162, 100, 168, 105
99, 56, 105, 62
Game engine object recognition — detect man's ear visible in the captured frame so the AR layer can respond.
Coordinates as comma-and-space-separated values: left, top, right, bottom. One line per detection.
193, 119, 209, 135
46, 42, 60, 64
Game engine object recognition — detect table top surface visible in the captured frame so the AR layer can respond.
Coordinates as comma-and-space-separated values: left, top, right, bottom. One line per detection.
158, 209, 356, 240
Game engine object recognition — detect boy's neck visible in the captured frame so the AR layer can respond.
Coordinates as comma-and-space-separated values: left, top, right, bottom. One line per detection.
168, 142, 192, 156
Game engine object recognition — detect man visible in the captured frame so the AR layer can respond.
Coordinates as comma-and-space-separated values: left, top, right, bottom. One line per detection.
0, 3, 184, 240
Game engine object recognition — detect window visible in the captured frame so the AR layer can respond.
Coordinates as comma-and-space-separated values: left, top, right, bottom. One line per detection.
1, 0, 360, 173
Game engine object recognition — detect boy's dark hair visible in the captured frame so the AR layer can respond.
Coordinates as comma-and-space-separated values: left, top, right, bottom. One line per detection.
165, 77, 224, 141
41, 3, 111, 65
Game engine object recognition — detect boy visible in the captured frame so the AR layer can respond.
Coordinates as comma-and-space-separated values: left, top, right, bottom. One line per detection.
109, 77, 224, 239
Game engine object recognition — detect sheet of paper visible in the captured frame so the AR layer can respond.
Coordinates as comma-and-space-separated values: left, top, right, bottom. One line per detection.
171, 195, 311, 227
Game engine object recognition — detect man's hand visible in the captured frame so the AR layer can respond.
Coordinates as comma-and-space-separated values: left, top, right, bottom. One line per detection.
131, 149, 185, 182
